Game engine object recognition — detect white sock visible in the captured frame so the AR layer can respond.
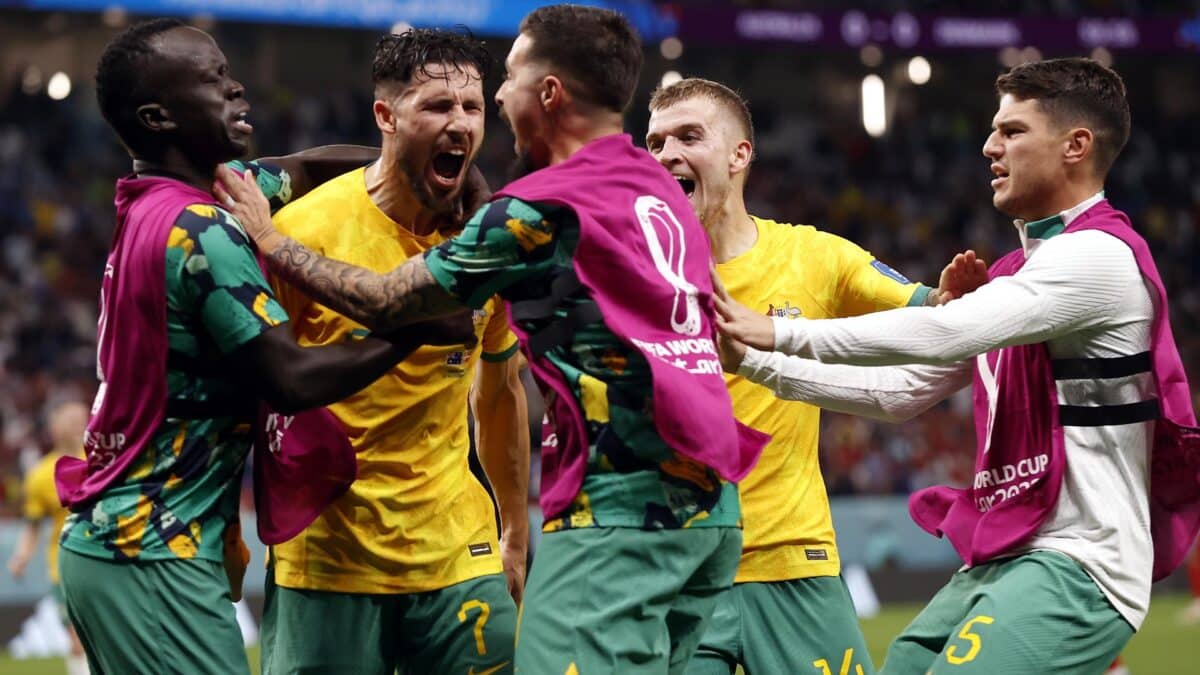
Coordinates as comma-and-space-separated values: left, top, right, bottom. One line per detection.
66, 653, 90, 675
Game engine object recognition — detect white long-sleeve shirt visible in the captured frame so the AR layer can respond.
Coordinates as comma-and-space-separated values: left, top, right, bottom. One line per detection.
747, 192, 1158, 628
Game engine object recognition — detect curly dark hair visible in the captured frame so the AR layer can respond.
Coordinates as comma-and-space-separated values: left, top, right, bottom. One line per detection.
996, 57, 1131, 176
519, 5, 643, 113
372, 28, 492, 93
95, 17, 187, 157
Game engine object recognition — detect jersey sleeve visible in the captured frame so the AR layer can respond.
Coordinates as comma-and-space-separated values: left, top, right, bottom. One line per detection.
830, 234, 929, 316
225, 159, 294, 214
169, 204, 289, 354
425, 197, 572, 309
480, 296, 519, 362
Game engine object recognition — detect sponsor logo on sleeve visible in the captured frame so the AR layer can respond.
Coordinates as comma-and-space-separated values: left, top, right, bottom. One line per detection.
870, 260, 912, 284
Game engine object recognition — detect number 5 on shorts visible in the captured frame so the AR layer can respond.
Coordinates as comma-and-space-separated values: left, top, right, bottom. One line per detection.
945, 615, 994, 665
458, 599, 491, 656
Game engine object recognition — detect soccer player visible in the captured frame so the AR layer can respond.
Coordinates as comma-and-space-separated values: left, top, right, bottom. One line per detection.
217, 5, 767, 673
258, 30, 528, 675
715, 58, 1198, 674
61, 19, 473, 675
644, 78, 984, 675
8, 401, 90, 675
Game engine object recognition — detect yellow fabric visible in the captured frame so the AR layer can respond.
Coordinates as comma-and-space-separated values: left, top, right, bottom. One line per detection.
716, 217, 920, 582
22, 451, 67, 583
269, 169, 518, 594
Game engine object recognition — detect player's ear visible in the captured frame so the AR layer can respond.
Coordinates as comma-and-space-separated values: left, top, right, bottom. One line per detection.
540, 75, 564, 113
1063, 126, 1092, 167
373, 97, 397, 135
730, 139, 753, 177
136, 103, 176, 133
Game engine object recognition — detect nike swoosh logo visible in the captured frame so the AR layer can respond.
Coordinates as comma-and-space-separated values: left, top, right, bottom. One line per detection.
467, 662, 510, 675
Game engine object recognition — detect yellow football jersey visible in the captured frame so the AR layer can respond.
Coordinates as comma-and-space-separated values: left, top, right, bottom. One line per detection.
717, 216, 924, 582
269, 168, 518, 594
22, 451, 67, 584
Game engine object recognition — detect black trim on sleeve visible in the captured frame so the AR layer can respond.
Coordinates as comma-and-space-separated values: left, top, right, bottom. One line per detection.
1058, 399, 1160, 427
1051, 352, 1152, 380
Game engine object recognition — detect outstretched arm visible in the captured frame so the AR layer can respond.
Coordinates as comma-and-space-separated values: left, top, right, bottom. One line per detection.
263, 238, 462, 333
257, 145, 379, 201
215, 165, 464, 332
738, 346, 972, 422
229, 314, 474, 415
717, 327, 971, 422
718, 232, 1133, 366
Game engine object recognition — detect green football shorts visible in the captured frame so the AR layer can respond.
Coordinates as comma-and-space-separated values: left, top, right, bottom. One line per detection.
881, 551, 1133, 675
686, 575, 875, 675
59, 547, 250, 675
514, 526, 742, 675
261, 571, 516, 675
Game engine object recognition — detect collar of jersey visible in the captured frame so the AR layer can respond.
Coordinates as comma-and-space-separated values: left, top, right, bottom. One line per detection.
1019, 190, 1106, 241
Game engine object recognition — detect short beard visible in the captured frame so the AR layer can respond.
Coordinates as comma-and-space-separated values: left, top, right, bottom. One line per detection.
507, 151, 544, 182
401, 160, 457, 216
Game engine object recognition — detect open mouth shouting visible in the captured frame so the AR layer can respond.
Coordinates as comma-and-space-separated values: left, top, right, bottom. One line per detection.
428, 148, 468, 192
674, 174, 696, 198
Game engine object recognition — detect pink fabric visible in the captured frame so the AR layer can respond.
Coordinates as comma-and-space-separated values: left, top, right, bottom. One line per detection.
496, 134, 768, 519
56, 176, 201, 508
57, 175, 355, 547
909, 200, 1200, 580
252, 405, 356, 545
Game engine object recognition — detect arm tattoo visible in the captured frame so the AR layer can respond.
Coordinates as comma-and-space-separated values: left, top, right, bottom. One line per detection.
267, 237, 463, 332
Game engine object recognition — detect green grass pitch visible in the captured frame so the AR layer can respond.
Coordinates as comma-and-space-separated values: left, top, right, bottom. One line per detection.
2, 593, 1196, 674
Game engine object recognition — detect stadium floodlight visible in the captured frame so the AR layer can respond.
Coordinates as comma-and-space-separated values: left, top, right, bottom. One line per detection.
861, 74, 886, 138
21, 66, 42, 95
47, 72, 71, 101
391, 21, 413, 35
859, 44, 883, 68
999, 46, 1021, 68
661, 70, 683, 88
101, 6, 128, 28
907, 56, 931, 85
660, 37, 683, 60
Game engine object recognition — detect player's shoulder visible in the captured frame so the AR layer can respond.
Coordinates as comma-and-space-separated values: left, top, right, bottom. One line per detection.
1036, 228, 1139, 272
485, 196, 574, 223
468, 196, 574, 244
752, 215, 836, 252
273, 168, 366, 240
171, 202, 251, 252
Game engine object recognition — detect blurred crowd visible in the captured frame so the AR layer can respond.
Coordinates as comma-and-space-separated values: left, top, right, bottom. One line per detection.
2, 29, 1199, 514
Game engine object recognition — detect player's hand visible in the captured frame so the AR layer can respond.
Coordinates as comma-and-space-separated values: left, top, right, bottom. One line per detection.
500, 530, 528, 604
717, 331, 748, 373
214, 165, 285, 254
7, 552, 29, 579
934, 249, 988, 304
711, 268, 775, 351
221, 520, 251, 603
